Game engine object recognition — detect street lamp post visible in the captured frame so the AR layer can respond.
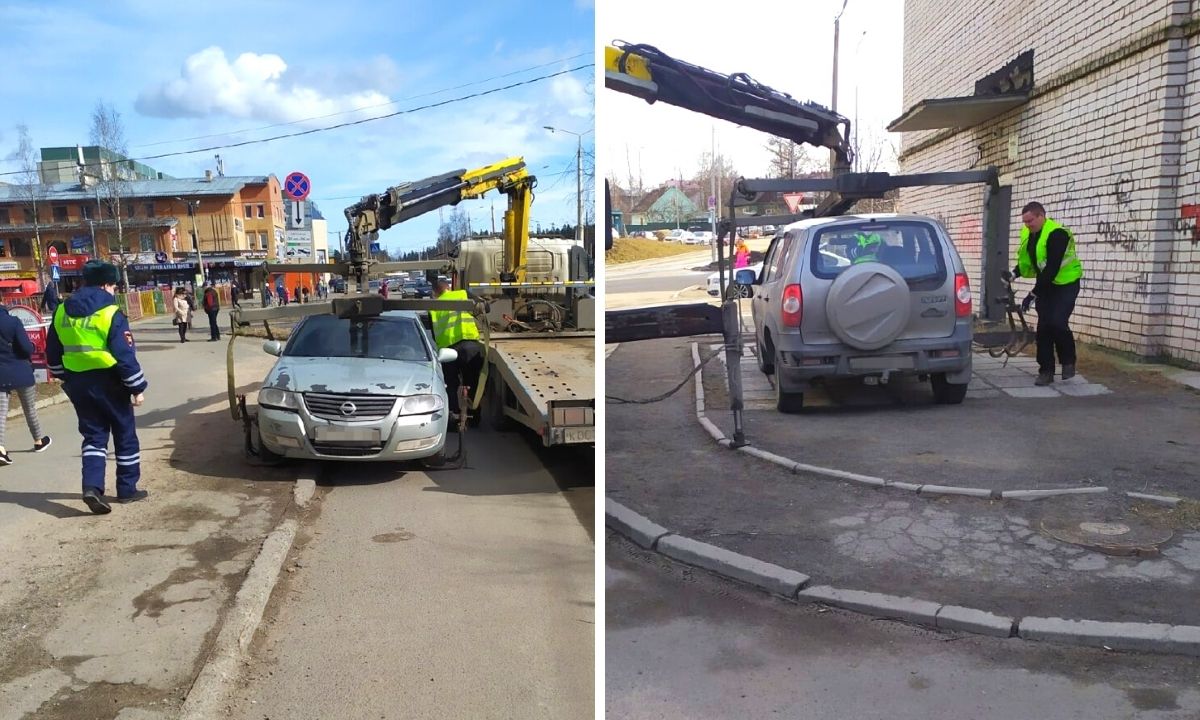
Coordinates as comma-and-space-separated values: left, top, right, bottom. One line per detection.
543, 126, 590, 244
831, 0, 849, 171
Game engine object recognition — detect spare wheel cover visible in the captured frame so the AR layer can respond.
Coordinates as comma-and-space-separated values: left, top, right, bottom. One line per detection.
824, 263, 912, 351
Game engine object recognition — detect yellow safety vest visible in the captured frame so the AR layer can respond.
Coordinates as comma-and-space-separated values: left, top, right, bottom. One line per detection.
430, 289, 480, 349
1018, 218, 1083, 285
54, 304, 119, 372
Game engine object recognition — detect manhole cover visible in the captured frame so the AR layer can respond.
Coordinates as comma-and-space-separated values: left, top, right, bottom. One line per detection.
1041, 517, 1173, 557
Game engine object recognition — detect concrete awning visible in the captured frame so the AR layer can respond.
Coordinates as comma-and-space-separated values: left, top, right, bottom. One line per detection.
887, 93, 1029, 132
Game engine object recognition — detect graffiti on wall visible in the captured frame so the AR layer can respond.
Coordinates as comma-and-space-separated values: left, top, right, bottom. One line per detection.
1096, 220, 1141, 252
1178, 204, 1200, 244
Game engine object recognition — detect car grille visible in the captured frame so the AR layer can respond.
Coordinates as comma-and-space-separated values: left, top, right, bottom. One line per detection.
310, 443, 383, 457
302, 392, 397, 421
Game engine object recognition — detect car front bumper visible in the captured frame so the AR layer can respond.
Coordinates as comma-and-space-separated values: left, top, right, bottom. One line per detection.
257, 405, 448, 461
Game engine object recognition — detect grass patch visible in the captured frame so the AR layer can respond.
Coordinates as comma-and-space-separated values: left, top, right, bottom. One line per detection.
1130, 500, 1200, 531
606, 237, 701, 265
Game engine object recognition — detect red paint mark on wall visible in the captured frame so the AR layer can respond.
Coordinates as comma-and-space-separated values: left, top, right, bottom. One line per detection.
1180, 204, 1200, 243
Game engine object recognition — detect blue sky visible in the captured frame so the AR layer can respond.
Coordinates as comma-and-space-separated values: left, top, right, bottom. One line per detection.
0, 0, 595, 253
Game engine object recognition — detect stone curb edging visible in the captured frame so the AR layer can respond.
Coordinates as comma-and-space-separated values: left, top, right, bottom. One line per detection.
179, 462, 319, 717
606, 499, 1200, 657
5, 391, 69, 420
689, 342, 1195, 505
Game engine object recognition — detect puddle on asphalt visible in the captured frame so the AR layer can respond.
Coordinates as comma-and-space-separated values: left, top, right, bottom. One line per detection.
372, 529, 415, 543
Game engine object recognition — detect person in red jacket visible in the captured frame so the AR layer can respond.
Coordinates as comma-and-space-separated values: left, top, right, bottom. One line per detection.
201, 282, 221, 341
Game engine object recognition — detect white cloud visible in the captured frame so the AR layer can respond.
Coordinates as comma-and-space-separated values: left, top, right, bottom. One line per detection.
550, 75, 593, 119
135, 46, 394, 124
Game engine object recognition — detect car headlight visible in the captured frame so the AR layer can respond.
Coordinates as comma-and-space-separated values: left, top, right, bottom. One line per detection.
397, 394, 445, 416
259, 387, 301, 412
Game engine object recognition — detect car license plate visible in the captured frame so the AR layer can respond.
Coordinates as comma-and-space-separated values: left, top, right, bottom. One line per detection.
849, 355, 916, 371
563, 427, 594, 444
314, 425, 381, 443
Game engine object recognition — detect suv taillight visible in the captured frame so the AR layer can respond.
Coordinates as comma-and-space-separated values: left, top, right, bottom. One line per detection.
781, 284, 803, 327
955, 273, 972, 317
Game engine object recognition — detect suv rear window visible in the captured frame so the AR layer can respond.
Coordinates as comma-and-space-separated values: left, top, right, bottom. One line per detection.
810, 221, 947, 286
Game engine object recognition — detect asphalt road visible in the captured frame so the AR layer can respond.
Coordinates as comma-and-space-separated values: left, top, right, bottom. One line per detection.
607, 534, 1200, 720
228, 432, 595, 720
607, 270, 707, 295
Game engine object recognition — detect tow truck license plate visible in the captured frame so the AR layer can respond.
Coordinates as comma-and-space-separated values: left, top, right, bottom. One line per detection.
314, 426, 381, 443
563, 427, 594, 444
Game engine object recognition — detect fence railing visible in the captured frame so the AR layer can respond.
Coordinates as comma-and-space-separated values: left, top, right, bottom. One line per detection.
6, 286, 236, 322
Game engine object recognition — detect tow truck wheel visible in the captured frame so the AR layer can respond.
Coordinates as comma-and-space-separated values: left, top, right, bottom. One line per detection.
485, 373, 515, 431
248, 420, 285, 466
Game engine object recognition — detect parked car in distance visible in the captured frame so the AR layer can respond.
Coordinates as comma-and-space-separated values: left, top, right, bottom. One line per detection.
330, 278, 347, 294
666, 229, 695, 244
692, 230, 715, 245
739, 214, 973, 412
708, 262, 764, 297
255, 311, 458, 463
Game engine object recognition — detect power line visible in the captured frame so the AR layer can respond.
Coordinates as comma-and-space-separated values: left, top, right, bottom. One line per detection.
130, 52, 593, 150
0, 63, 593, 178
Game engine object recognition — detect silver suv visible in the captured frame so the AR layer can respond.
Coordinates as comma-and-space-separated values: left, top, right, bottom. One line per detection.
737, 214, 973, 412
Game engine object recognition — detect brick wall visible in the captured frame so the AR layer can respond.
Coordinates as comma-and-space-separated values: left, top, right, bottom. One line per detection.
898, 0, 1200, 364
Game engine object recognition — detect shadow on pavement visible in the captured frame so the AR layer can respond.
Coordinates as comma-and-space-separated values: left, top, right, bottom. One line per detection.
167, 386, 296, 485
0, 489, 93, 519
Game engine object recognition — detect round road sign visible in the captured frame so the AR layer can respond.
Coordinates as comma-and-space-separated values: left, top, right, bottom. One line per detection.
47, 246, 59, 266
284, 172, 311, 201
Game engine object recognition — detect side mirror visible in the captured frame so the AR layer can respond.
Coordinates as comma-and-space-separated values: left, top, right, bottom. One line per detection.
262, 340, 284, 356
437, 348, 459, 363
734, 268, 758, 285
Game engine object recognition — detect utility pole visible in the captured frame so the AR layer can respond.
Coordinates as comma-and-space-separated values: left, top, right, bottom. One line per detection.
175, 197, 205, 283
831, 0, 849, 171
711, 126, 718, 263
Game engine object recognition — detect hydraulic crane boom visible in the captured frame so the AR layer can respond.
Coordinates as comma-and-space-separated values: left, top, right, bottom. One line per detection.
604, 42, 854, 171
271, 157, 536, 289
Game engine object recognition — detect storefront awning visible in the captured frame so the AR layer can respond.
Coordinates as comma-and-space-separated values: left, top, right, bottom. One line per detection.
0, 279, 36, 292
887, 93, 1029, 132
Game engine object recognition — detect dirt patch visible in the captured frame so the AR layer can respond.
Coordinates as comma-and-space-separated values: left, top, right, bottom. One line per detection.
607, 237, 699, 264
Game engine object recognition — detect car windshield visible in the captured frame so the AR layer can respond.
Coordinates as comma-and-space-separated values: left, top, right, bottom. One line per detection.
284, 315, 431, 361
811, 221, 946, 284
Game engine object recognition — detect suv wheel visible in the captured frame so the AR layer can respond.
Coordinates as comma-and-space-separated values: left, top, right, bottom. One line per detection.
930, 373, 968, 404
774, 351, 804, 413
757, 338, 774, 375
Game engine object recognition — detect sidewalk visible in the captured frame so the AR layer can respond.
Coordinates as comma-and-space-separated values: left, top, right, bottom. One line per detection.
0, 314, 296, 719
606, 337, 1200, 628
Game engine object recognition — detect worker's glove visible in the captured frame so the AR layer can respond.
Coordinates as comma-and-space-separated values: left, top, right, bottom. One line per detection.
1020, 293, 1036, 313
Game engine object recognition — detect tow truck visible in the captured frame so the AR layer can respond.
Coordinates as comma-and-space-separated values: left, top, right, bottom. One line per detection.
227, 156, 594, 464
603, 41, 1009, 443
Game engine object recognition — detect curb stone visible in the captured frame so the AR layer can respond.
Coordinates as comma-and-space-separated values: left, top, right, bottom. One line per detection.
5, 392, 69, 420
605, 502, 1200, 657
179, 464, 316, 717
605, 499, 670, 549
798, 585, 941, 625
657, 534, 809, 598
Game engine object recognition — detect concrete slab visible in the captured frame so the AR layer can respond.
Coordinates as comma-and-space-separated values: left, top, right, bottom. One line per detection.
1055, 383, 1112, 397
1018, 617, 1174, 654
606, 500, 671, 549
799, 585, 942, 626
1003, 386, 1062, 398
658, 535, 809, 597
966, 389, 1004, 400
935, 605, 1015, 638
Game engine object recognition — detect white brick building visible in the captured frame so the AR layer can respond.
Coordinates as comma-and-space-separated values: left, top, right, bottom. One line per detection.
893, 0, 1200, 363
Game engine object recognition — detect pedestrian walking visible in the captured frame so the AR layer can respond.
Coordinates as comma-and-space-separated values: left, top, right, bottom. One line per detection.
733, 237, 750, 269
278, 284, 289, 306
293, 283, 302, 305
202, 282, 221, 341
0, 305, 52, 465
230, 279, 242, 309
302, 286, 311, 304
1014, 201, 1084, 386
380, 280, 390, 299
45, 260, 147, 514
262, 282, 273, 308
172, 287, 190, 343
184, 288, 196, 329
39, 282, 61, 316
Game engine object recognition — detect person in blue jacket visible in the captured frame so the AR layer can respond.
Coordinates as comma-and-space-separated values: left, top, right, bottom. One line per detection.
46, 260, 149, 514
0, 305, 52, 465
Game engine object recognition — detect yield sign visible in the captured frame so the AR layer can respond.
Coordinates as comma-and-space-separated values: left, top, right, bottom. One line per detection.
284, 172, 311, 201
782, 193, 806, 214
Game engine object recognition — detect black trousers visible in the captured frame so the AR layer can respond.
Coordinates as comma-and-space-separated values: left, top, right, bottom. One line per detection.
443, 340, 485, 413
177, 320, 188, 342
1036, 280, 1079, 374
206, 310, 220, 340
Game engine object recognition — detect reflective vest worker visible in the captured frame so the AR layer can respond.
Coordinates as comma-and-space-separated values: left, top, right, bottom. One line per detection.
46, 260, 149, 515
430, 279, 484, 416
1013, 201, 1084, 386
852, 232, 884, 264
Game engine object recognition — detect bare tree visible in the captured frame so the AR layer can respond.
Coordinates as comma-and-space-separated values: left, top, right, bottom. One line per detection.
6, 124, 48, 290
89, 101, 133, 288
764, 137, 826, 179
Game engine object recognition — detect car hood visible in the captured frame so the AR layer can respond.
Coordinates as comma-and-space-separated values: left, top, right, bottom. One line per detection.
265, 356, 443, 397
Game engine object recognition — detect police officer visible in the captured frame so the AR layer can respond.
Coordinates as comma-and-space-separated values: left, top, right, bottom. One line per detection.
429, 278, 484, 419
853, 232, 884, 264
46, 260, 148, 514
1013, 201, 1084, 386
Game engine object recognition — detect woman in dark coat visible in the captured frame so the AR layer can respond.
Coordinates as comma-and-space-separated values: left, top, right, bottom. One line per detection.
0, 306, 52, 465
